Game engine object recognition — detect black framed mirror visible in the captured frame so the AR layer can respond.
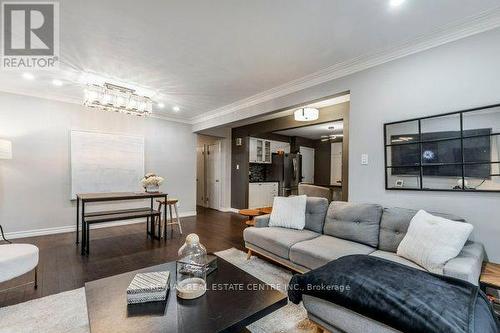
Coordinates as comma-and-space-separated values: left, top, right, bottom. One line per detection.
384, 104, 500, 192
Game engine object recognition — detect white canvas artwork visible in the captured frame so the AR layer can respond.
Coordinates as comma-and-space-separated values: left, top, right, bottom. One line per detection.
70, 130, 145, 199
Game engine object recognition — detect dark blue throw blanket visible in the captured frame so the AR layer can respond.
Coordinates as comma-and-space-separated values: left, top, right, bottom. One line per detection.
288, 255, 498, 333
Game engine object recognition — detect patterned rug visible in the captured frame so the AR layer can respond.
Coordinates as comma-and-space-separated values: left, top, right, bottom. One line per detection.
0, 248, 317, 333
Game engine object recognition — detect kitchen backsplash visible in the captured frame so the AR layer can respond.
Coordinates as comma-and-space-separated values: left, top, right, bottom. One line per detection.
249, 163, 267, 182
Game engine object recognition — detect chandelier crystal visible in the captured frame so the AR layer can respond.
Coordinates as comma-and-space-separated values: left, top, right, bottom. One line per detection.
84, 83, 153, 116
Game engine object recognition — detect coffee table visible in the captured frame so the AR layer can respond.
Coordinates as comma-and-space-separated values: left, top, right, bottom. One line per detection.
239, 207, 272, 226
85, 257, 287, 332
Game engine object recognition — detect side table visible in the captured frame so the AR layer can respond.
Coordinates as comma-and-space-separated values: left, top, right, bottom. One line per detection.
480, 262, 500, 319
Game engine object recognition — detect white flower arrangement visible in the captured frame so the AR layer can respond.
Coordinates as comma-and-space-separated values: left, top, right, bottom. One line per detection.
141, 173, 164, 189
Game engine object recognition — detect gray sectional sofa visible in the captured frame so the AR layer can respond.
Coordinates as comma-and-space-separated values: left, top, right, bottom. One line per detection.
243, 197, 485, 333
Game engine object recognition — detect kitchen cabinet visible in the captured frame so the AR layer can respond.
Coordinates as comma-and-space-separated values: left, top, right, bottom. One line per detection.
248, 182, 279, 208
249, 138, 271, 163
250, 138, 290, 163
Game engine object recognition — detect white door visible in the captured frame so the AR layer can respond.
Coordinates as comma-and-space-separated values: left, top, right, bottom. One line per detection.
196, 146, 205, 206
331, 142, 343, 185
300, 146, 315, 184
206, 143, 221, 209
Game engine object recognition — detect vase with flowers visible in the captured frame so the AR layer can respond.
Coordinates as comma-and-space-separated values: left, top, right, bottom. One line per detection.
141, 173, 164, 193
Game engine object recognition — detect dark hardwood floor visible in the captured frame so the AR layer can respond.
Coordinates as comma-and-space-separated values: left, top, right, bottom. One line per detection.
0, 207, 248, 307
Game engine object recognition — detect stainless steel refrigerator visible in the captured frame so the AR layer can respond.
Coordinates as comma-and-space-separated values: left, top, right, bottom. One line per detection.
270, 153, 302, 196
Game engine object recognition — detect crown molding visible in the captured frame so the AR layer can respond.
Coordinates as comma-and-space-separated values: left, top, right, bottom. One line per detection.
191, 7, 500, 127
149, 113, 193, 124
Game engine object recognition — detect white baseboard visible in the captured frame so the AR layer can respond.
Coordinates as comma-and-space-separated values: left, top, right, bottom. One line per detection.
4, 210, 197, 240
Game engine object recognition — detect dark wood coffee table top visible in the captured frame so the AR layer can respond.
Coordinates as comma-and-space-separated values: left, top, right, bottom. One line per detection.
85, 257, 287, 333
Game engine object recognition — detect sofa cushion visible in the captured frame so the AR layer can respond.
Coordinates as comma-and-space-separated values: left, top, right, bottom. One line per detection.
289, 235, 375, 270
269, 195, 307, 230
243, 227, 320, 259
303, 295, 400, 333
396, 210, 473, 274
369, 250, 425, 271
304, 197, 329, 233
379, 207, 466, 253
443, 241, 484, 286
323, 202, 383, 248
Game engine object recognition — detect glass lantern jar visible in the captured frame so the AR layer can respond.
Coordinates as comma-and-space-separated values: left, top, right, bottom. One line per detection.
176, 233, 207, 299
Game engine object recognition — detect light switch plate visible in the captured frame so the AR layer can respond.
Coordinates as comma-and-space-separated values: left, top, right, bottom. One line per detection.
361, 154, 368, 165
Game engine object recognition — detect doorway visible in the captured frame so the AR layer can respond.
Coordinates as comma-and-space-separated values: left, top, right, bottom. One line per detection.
299, 146, 315, 184
196, 135, 222, 210
206, 143, 221, 209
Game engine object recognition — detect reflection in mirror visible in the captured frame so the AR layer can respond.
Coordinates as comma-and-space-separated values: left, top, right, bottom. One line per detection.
384, 104, 500, 192
465, 164, 500, 191
422, 165, 462, 190
421, 113, 461, 141
385, 121, 419, 145
463, 106, 500, 133
421, 140, 461, 165
463, 135, 499, 163
386, 144, 420, 168
386, 167, 420, 189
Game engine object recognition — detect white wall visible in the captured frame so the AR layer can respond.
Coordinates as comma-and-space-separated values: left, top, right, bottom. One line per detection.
0, 92, 196, 237
195, 28, 500, 261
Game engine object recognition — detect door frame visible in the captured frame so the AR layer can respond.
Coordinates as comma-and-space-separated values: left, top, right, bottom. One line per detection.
205, 140, 223, 211
299, 146, 315, 184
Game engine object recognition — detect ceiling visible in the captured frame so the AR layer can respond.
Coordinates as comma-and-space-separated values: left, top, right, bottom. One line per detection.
225, 94, 350, 128
1, 0, 499, 123
274, 121, 344, 140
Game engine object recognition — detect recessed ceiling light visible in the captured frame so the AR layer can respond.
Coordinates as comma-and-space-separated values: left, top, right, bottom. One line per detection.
389, 0, 405, 7
52, 79, 63, 86
157, 102, 165, 108
173, 106, 180, 112
22, 73, 35, 80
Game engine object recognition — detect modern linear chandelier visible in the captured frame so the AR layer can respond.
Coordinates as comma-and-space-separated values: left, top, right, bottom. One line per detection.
84, 83, 153, 116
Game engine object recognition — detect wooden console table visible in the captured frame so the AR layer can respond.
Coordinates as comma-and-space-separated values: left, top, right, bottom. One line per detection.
76, 192, 167, 255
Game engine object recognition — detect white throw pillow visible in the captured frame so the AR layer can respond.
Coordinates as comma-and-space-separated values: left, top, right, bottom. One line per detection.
269, 195, 307, 230
397, 210, 473, 274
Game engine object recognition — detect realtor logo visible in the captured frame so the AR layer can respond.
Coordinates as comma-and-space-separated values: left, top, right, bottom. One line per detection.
1, 1, 59, 70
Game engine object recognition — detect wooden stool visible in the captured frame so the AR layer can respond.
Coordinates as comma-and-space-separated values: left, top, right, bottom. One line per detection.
156, 198, 183, 238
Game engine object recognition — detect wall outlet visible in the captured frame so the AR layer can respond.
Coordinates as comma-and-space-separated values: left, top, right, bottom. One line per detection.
361, 154, 368, 165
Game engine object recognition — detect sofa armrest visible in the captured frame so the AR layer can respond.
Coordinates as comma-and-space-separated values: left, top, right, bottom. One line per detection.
254, 214, 270, 228
443, 241, 484, 286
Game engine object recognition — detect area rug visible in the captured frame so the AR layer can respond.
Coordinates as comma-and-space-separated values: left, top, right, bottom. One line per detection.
0, 288, 89, 333
215, 248, 316, 333
0, 248, 316, 333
